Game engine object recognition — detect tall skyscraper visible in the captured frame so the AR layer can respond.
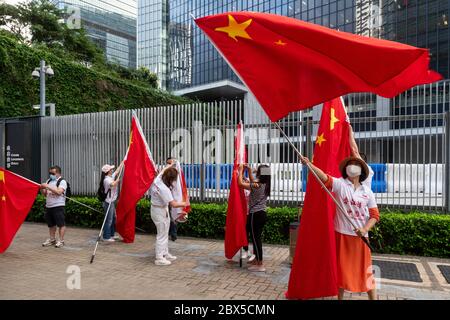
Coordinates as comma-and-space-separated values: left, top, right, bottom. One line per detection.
52, 0, 137, 69
137, 0, 449, 97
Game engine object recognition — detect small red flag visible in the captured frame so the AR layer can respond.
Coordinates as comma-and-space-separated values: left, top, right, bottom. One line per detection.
195, 12, 442, 121
0, 168, 40, 253
286, 97, 351, 299
224, 122, 248, 259
116, 113, 157, 243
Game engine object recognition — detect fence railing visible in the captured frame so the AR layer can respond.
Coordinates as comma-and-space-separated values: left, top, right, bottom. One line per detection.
41, 100, 449, 212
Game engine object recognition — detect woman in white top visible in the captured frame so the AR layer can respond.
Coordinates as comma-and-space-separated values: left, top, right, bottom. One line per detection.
150, 166, 188, 266
300, 155, 380, 300
100, 162, 124, 242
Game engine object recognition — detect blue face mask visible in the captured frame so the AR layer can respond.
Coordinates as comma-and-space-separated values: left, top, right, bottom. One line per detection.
49, 174, 57, 181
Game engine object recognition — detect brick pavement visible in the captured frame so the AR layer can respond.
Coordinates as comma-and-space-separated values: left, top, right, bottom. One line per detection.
0, 223, 449, 300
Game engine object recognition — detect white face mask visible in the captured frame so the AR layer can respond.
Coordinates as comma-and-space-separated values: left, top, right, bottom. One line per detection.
346, 164, 362, 178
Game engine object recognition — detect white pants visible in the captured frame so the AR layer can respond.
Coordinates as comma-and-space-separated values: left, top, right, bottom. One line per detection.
151, 205, 170, 260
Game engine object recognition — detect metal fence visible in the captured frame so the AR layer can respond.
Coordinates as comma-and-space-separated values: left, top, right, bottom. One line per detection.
41, 94, 450, 213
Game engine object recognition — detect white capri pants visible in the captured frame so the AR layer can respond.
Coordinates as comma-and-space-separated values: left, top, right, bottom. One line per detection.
151, 205, 170, 260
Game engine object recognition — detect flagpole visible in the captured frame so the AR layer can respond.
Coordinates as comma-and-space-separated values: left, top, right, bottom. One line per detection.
63, 195, 104, 214
89, 162, 127, 263
273, 121, 374, 251
90, 190, 112, 264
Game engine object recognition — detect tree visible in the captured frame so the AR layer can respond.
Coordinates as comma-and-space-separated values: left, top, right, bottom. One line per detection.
0, 0, 104, 65
135, 67, 158, 88
0, 0, 159, 88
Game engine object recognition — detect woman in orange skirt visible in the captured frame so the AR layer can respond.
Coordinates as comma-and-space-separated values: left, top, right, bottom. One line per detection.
300, 155, 380, 300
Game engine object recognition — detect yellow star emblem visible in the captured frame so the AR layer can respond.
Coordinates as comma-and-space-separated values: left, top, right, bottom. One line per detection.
330, 108, 340, 130
316, 133, 326, 147
215, 14, 252, 41
129, 131, 133, 145
275, 40, 286, 46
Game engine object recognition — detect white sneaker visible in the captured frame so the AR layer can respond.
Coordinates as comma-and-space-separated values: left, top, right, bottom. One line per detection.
165, 253, 177, 261
155, 258, 171, 266
102, 238, 115, 243
55, 240, 65, 248
242, 251, 248, 259
112, 235, 122, 241
42, 238, 56, 247
248, 254, 256, 262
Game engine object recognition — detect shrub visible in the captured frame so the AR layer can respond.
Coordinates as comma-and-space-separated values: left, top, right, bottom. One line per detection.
28, 196, 450, 258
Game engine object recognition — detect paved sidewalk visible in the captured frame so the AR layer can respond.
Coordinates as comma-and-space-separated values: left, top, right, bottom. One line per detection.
0, 223, 449, 300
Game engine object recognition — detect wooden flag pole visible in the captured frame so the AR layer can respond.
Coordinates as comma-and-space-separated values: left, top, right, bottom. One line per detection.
273, 121, 375, 251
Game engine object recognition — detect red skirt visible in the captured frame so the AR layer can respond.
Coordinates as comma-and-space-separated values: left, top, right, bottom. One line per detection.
335, 231, 375, 293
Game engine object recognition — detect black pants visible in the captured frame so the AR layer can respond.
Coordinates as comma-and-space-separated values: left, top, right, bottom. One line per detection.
169, 219, 177, 238
248, 210, 267, 261
243, 214, 251, 251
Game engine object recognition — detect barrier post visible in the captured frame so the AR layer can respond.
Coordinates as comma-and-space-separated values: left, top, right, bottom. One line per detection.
445, 111, 450, 213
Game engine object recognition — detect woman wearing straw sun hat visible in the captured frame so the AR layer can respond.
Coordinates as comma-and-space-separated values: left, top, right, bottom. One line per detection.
300, 155, 380, 300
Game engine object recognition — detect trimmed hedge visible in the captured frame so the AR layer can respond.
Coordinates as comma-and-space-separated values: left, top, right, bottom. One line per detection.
28, 196, 450, 258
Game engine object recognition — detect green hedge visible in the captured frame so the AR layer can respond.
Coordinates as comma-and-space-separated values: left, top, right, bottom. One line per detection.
0, 35, 190, 117
28, 196, 450, 258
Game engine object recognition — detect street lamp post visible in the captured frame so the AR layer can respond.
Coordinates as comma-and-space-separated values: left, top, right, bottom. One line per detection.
39, 60, 46, 117
32, 60, 54, 117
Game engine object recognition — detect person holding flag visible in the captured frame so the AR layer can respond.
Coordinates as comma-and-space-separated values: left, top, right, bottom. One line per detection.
237, 164, 271, 272
99, 161, 124, 242
40, 166, 68, 248
165, 157, 191, 242
299, 153, 380, 300
149, 166, 189, 266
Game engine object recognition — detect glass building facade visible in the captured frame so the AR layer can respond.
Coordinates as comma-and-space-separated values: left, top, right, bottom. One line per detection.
137, 0, 169, 88
137, 1, 450, 93
51, 0, 137, 69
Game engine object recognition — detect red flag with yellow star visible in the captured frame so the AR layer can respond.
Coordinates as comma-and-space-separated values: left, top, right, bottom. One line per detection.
0, 168, 40, 253
195, 12, 441, 121
224, 122, 248, 259
116, 113, 157, 243
286, 97, 351, 299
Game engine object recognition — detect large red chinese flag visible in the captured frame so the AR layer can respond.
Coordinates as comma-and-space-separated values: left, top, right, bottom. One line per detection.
116, 113, 157, 243
0, 168, 40, 253
286, 98, 351, 299
195, 12, 441, 121
224, 122, 248, 259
